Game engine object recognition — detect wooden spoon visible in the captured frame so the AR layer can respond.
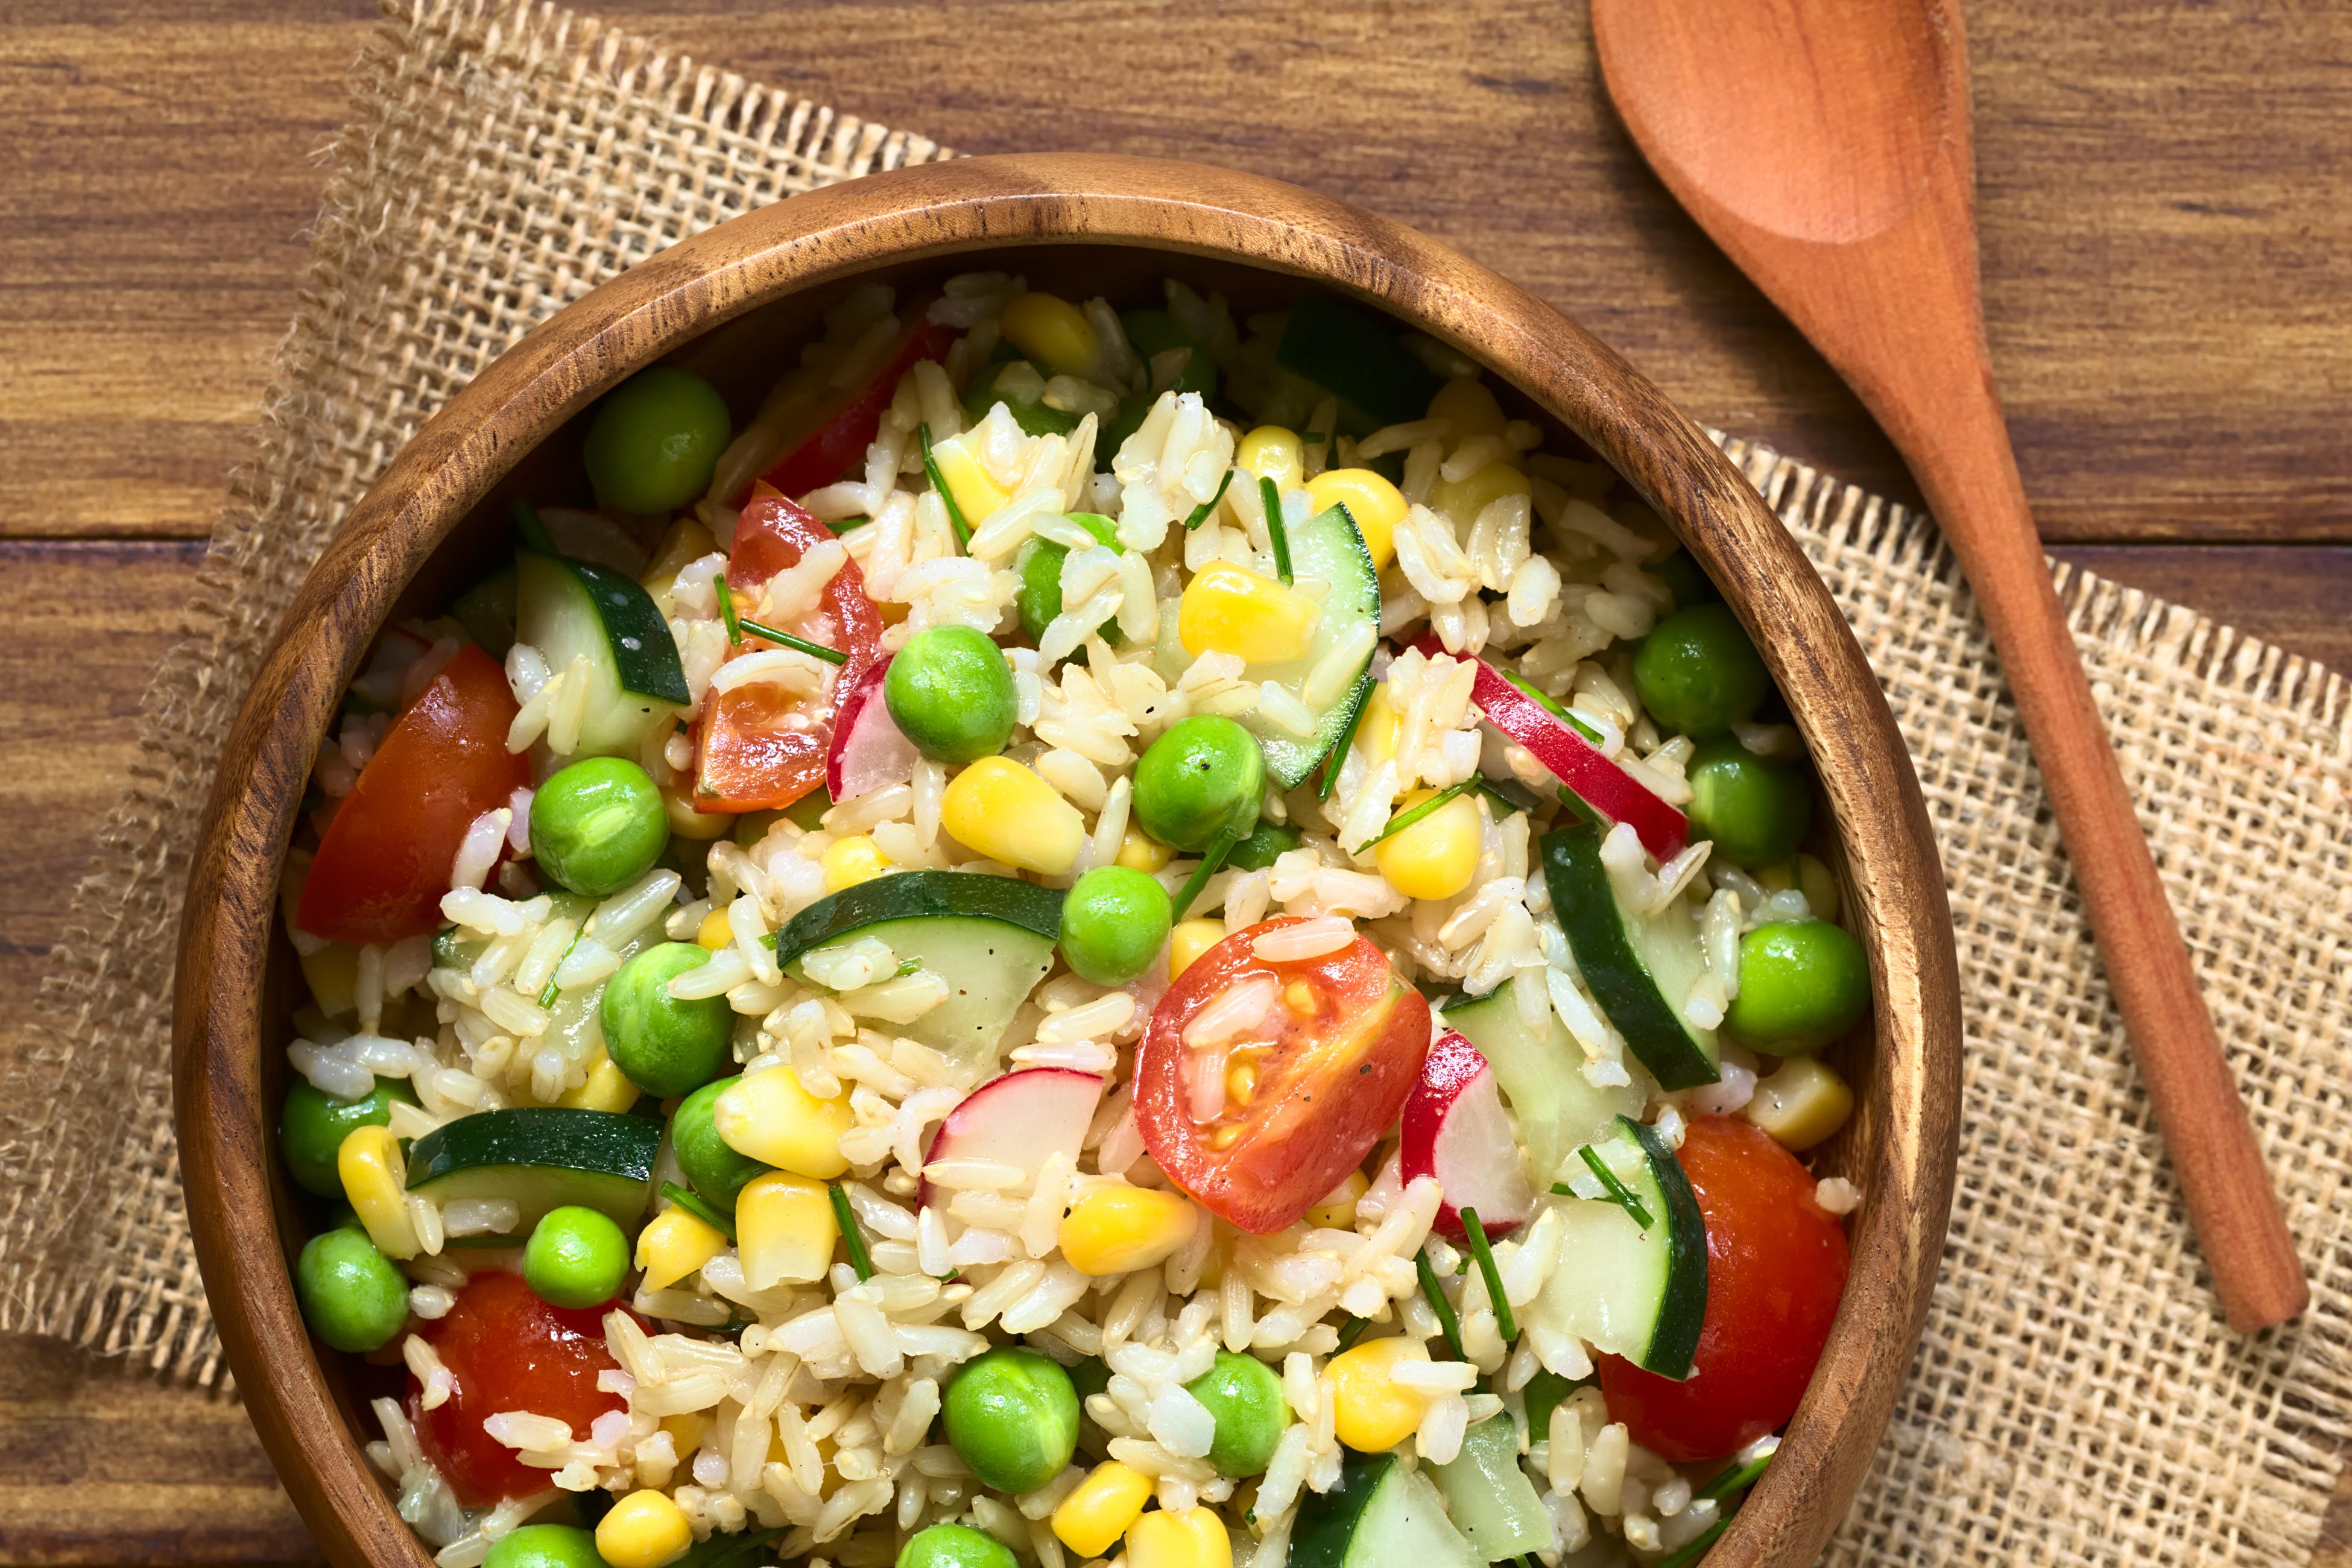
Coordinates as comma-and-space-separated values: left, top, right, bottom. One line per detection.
1592, 0, 2305, 1331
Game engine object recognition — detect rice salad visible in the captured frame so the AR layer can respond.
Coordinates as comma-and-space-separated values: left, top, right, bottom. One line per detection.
277, 274, 1870, 1568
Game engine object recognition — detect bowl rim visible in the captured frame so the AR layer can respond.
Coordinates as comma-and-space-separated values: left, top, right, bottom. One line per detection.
174, 151, 1960, 1568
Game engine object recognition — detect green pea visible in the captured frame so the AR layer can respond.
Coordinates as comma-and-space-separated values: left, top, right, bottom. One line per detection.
1061, 867, 1174, 987
672, 1076, 768, 1209
296, 1227, 409, 1352
942, 1345, 1080, 1493
600, 943, 734, 1098
897, 1524, 1017, 1568
280, 1078, 417, 1199
523, 1205, 630, 1309
884, 627, 1019, 765
584, 366, 731, 514
1186, 1350, 1290, 1479
1099, 394, 1151, 472
531, 757, 670, 897
1685, 737, 1814, 868
1649, 548, 1718, 612
1725, 920, 1871, 1054
1133, 715, 1264, 853
1121, 308, 1219, 399
1632, 603, 1771, 739
484, 1525, 606, 1568
1227, 820, 1302, 872
1014, 539, 1125, 651
964, 361, 1082, 438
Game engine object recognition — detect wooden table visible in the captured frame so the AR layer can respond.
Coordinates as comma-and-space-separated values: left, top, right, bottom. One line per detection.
2, 0, 2345, 1561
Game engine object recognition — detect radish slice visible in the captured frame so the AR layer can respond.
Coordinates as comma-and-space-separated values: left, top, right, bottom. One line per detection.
1400, 1029, 1536, 1242
1412, 633, 1688, 859
918, 1067, 1106, 1208
826, 654, 918, 802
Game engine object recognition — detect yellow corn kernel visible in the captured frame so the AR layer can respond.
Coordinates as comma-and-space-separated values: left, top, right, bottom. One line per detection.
1432, 456, 1531, 528
1796, 852, 1841, 924
560, 1054, 642, 1114
1328, 1336, 1433, 1452
337, 1124, 419, 1260
1178, 563, 1321, 666
1745, 1057, 1855, 1152
735, 1170, 839, 1289
663, 782, 732, 841
715, 1065, 852, 1178
639, 517, 719, 604
695, 908, 734, 950
821, 833, 890, 892
635, 1206, 729, 1291
1000, 291, 1101, 378
929, 433, 1011, 527
1053, 1460, 1155, 1558
1117, 826, 1174, 874
1168, 918, 1225, 982
1306, 1170, 1370, 1231
596, 1488, 693, 1568
1375, 788, 1481, 901
1236, 425, 1305, 488
1303, 468, 1408, 572
1355, 686, 1399, 767
1428, 375, 1507, 438
660, 1412, 706, 1456
941, 756, 1086, 875
1059, 1186, 1200, 1277
298, 942, 361, 1020
1125, 1506, 1231, 1568
1756, 859, 1795, 895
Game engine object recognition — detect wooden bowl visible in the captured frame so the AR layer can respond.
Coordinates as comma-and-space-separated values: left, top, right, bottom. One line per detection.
175, 153, 1960, 1568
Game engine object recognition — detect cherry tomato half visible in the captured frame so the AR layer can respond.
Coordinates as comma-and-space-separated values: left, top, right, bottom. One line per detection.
1598, 1115, 1850, 1461
1136, 915, 1431, 1234
693, 485, 885, 814
751, 315, 958, 502
409, 1271, 631, 1506
296, 642, 527, 944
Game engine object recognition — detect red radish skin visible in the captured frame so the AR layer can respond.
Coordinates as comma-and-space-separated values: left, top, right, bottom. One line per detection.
917, 1067, 1105, 1209
1401, 1030, 1537, 1242
826, 654, 919, 801
1411, 634, 1689, 859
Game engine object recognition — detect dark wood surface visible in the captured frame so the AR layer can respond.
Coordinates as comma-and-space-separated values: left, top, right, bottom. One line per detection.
0, 2, 2343, 1564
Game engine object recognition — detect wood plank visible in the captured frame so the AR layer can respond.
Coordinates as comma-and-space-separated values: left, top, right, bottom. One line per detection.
2050, 545, 2352, 677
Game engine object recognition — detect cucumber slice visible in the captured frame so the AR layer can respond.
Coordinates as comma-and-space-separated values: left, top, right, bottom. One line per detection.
1441, 989, 1645, 1189
406, 1108, 660, 1233
1429, 1415, 1552, 1560
1538, 823, 1719, 1090
1293, 1453, 1482, 1568
1238, 504, 1379, 788
771, 871, 1061, 1065
1275, 295, 1443, 435
516, 548, 691, 759
1534, 1114, 1707, 1378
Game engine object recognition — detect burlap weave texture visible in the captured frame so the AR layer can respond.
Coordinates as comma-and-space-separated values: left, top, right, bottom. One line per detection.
1, 2, 2345, 1563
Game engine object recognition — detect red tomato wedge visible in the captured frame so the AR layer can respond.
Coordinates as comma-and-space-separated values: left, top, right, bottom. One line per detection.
749, 315, 959, 502
693, 484, 885, 814
409, 1271, 633, 1506
1137, 916, 1432, 1234
1598, 1116, 1850, 1461
296, 642, 526, 944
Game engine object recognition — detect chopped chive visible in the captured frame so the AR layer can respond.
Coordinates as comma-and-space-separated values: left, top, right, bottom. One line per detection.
1570, 1145, 1657, 1231
1182, 469, 1235, 530
1654, 1517, 1731, 1568
1355, 779, 1478, 855
1696, 1449, 1774, 1502
1318, 683, 1373, 801
918, 423, 973, 549
1300, 428, 1329, 447
512, 499, 556, 554
828, 1181, 874, 1280
1415, 1247, 1467, 1361
1458, 1207, 1517, 1344
1169, 824, 1241, 923
1335, 1315, 1370, 1353
738, 617, 848, 666
1473, 781, 1525, 820
536, 926, 584, 1008
716, 573, 744, 644
660, 1181, 736, 1242
1260, 474, 1294, 584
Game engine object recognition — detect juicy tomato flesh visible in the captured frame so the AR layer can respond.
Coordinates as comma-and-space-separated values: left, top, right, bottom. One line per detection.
751, 315, 958, 502
1598, 1115, 1850, 1461
694, 485, 884, 813
1137, 916, 1432, 1234
409, 1271, 633, 1506
296, 642, 527, 944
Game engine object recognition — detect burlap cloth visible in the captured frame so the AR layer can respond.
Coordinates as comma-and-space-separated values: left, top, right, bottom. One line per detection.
5, 1, 2348, 1562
